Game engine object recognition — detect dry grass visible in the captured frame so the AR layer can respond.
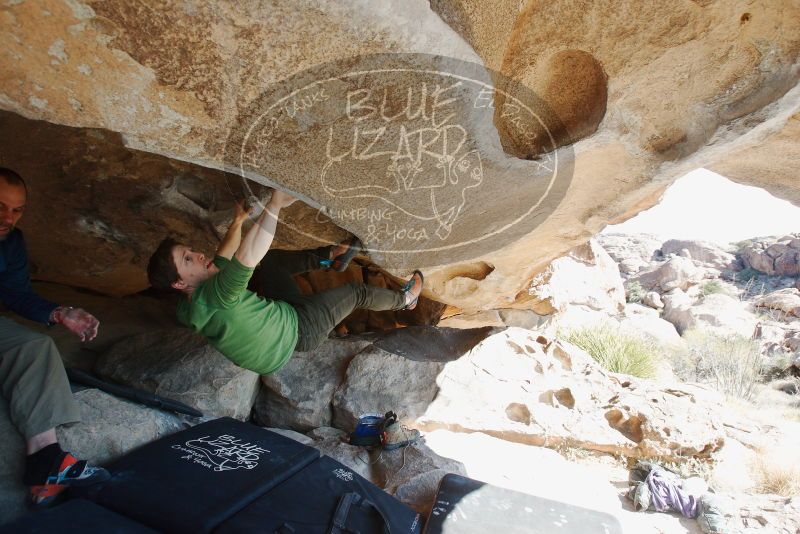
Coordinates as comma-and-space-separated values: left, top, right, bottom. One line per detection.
655, 456, 715, 482
562, 324, 659, 378
752, 446, 800, 496
668, 330, 763, 400
551, 442, 620, 465
698, 280, 731, 298
748, 383, 800, 423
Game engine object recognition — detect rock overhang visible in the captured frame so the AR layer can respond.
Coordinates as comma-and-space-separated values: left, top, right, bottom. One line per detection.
0, 0, 798, 311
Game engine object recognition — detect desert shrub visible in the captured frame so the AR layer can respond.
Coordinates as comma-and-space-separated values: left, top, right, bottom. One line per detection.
735, 267, 761, 284
770, 377, 800, 395
626, 281, 646, 304
761, 354, 796, 381
670, 330, 763, 400
733, 238, 756, 255
658, 457, 715, 482
698, 280, 729, 298
739, 274, 770, 302
752, 446, 800, 496
562, 325, 659, 378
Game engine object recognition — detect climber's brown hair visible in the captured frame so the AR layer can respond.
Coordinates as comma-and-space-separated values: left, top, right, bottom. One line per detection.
147, 237, 181, 292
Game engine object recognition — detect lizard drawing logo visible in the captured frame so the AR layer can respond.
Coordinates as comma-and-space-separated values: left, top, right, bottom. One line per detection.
183, 435, 268, 472
225, 53, 573, 265
321, 117, 483, 240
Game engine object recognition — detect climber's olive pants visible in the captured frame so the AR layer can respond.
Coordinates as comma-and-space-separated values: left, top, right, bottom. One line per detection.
0, 317, 80, 440
259, 247, 406, 352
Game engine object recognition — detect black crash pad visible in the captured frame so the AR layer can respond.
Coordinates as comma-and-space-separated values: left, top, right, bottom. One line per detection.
0, 499, 156, 534
424, 474, 624, 534
82, 417, 319, 534
216, 455, 423, 533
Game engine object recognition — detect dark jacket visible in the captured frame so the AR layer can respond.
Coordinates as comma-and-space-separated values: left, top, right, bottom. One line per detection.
0, 228, 57, 324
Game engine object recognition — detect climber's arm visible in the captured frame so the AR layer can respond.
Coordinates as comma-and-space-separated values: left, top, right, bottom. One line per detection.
234, 190, 297, 268
217, 200, 251, 260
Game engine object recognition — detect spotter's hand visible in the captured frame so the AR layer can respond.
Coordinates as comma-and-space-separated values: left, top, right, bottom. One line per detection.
52, 307, 100, 342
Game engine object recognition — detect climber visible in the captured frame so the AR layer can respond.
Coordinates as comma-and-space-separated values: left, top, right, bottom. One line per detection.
146, 189, 424, 375
0, 167, 110, 507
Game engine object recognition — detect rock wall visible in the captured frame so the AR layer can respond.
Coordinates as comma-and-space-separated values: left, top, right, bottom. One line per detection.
740, 234, 800, 277
0, 0, 798, 311
0, 111, 345, 296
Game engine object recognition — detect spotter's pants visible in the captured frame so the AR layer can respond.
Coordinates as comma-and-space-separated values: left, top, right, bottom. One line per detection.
0, 317, 80, 440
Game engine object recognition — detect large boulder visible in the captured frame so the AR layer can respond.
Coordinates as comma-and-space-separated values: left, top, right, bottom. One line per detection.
595, 234, 663, 277
437, 308, 548, 330
663, 291, 758, 337
661, 289, 696, 334
254, 338, 372, 431
740, 235, 800, 277
418, 328, 726, 460
693, 294, 758, 337
332, 346, 445, 431
1, 1, 798, 314
630, 256, 706, 293
618, 305, 683, 347
527, 238, 626, 315
754, 288, 800, 318
255, 327, 494, 432
544, 305, 615, 335
642, 291, 664, 310
56, 389, 185, 465
95, 329, 259, 420
660, 239, 737, 270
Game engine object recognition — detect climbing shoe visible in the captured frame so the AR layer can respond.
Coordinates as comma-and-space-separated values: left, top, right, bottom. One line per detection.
328, 236, 364, 272
401, 270, 424, 311
27, 451, 110, 507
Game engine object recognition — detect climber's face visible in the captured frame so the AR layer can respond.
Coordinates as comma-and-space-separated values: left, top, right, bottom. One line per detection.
170, 244, 219, 291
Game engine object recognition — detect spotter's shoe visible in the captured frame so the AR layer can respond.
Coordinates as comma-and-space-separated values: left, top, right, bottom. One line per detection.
28, 452, 110, 508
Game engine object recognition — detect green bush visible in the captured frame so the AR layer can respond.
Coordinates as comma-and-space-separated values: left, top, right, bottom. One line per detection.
733, 238, 756, 254
698, 280, 729, 298
562, 325, 659, 378
669, 330, 763, 400
735, 267, 761, 283
626, 281, 646, 304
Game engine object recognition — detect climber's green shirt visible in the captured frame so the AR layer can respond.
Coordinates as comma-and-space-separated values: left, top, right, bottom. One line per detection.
176, 255, 298, 374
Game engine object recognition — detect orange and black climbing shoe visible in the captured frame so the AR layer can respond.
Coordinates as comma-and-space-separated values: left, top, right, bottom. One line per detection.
27, 451, 110, 508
